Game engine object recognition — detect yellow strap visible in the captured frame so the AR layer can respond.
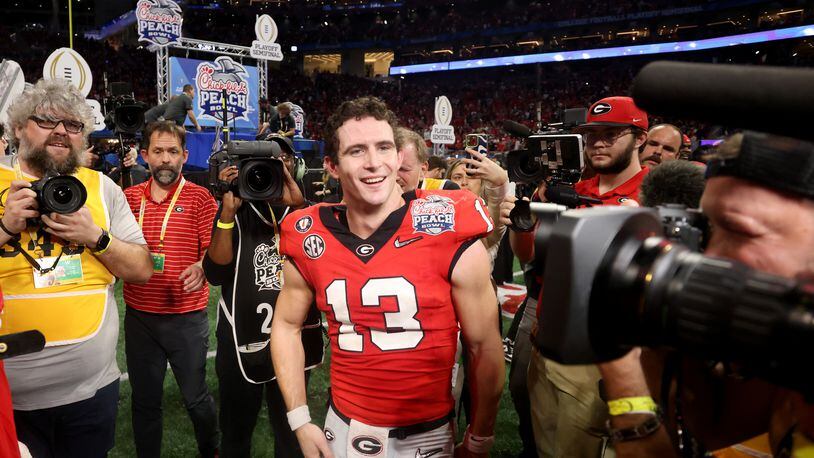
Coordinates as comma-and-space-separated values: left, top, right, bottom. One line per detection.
607, 396, 659, 416
138, 178, 186, 251
216, 220, 235, 230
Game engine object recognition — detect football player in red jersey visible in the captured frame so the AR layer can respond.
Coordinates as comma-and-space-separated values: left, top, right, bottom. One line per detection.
271, 97, 505, 458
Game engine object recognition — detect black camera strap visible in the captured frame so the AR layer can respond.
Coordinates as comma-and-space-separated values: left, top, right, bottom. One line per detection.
6, 236, 66, 274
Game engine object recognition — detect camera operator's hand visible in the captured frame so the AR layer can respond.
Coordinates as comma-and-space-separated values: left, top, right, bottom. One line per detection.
81, 146, 99, 168
179, 261, 205, 292
41, 207, 103, 247
218, 166, 242, 219
499, 194, 519, 227
1, 180, 39, 235
279, 162, 305, 208
122, 147, 138, 168
462, 148, 509, 188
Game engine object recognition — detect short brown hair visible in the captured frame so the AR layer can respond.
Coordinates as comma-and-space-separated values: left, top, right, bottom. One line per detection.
395, 127, 428, 164
143, 121, 186, 150
324, 96, 399, 162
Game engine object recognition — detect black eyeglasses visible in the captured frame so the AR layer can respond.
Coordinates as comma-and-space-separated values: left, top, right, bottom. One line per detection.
29, 116, 84, 134
583, 129, 633, 145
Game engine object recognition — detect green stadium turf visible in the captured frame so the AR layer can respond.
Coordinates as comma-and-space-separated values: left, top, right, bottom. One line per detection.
110, 260, 525, 457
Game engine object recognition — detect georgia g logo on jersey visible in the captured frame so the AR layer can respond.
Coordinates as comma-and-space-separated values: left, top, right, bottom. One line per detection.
303, 234, 325, 259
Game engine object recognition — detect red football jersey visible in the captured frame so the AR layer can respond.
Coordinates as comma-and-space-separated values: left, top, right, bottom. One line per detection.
280, 189, 493, 427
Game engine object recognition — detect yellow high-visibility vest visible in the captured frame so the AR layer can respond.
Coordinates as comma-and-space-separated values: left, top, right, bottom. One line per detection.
0, 162, 113, 346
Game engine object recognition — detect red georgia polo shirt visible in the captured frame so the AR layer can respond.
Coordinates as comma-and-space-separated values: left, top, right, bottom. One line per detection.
123, 178, 218, 314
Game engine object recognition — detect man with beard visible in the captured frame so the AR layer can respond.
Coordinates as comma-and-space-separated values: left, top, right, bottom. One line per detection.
122, 121, 219, 457
638, 124, 682, 168
0, 78, 153, 457
525, 96, 649, 457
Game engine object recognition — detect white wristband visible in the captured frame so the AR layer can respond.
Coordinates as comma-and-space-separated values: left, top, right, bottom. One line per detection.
464, 427, 495, 454
287, 405, 311, 431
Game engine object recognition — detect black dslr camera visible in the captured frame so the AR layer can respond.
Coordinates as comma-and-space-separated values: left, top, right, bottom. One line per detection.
30, 175, 87, 215
208, 137, 292, 201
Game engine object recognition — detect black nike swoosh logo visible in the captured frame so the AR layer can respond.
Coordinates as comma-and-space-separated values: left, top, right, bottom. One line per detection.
415, 448, 442, 458
394, 235, 423, 248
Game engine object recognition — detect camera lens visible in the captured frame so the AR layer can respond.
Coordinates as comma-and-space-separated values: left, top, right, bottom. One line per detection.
247, 165, 272, 193
52, 185, 73, 205
38, 176, 87, 214
237, 159, 284, 201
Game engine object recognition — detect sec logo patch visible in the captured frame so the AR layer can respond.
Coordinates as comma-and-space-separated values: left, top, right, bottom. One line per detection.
303, 234, 325, 259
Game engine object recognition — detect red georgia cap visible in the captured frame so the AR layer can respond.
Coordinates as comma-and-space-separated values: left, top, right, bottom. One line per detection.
577, 96, 649, 131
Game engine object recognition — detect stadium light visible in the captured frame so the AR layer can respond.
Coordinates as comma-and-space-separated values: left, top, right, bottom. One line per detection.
390, 23, 814, 75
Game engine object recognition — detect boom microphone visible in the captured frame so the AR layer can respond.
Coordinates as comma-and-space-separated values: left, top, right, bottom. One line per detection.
503, 120, 532, 138
632, 61, 814, 142
639, 160, 706, 208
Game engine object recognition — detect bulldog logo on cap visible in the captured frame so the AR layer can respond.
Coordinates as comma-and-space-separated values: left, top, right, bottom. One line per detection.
592, 102, 612, 115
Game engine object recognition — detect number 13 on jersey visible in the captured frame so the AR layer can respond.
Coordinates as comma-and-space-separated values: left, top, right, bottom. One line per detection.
325, 276, 425, 352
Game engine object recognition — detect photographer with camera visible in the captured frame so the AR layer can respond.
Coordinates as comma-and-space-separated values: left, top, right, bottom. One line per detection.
122, 121, 219, 457
596, 131, 814, 457
0, 78, 153, 457
203, 135, 324, 457
515, 96, 649, 457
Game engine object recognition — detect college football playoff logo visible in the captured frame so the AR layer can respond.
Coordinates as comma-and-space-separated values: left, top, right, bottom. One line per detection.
295, 215, 313, 233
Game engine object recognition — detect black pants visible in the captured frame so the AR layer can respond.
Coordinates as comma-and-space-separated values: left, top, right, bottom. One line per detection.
125, 307, 219, 458
14, 380, 119, 458
215, 321, 309, 457
491, 230, 515, 286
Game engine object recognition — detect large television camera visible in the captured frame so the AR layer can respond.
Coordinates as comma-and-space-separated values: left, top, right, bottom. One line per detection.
101, 82, 146, 188
208, 137, 292, 201
504, 109, 602, 209
531, 61, 814, 397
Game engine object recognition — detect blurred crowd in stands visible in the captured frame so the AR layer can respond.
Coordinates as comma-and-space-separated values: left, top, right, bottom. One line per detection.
3, 0, 813, 153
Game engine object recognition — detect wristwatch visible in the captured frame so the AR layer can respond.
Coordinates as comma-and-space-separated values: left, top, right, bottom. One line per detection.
92, 228, 112, 253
